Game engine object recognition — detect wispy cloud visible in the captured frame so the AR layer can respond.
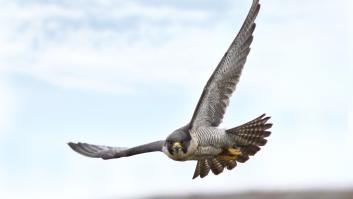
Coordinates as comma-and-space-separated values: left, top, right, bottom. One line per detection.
0, 0, 224, 93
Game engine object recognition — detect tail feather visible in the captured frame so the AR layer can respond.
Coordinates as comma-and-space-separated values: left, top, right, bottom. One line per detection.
236, 155, 250, 163
219, 159, 237, 170
199, 159, 211, 178
208, 158, 224, 175
193, 158, 235, 179
240, 145, 260, 156
226, 113, 272, 163
226, 160, 237, 170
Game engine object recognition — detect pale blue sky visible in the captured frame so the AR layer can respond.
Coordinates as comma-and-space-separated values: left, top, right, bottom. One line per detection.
0, 0, 351, 198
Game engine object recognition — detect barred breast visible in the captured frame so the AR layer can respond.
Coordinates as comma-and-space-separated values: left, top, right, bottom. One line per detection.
189, 127, 233, 160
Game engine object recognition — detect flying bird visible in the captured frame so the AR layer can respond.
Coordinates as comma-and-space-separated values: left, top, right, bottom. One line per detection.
68, 0, 272, 179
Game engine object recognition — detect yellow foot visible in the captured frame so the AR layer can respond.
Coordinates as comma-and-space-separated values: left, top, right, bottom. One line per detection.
228, 147, 242, 156
218, 155, 235, 161
218, 147, 242, 161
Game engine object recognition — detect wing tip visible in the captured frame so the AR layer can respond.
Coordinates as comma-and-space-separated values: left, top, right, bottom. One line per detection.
68, 142, 79, 151
67, 141, 100, 158
67, 142, 87, 152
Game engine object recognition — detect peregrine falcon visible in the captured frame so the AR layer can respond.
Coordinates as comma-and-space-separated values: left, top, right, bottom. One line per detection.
68, 0, 272, 179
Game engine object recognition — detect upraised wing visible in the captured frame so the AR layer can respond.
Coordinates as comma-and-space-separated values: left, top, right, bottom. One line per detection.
189, 0, 260, 130
68, 140, 164, 159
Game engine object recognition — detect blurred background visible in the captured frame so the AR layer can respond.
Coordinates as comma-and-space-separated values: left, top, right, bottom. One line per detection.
0, 0, 351, 198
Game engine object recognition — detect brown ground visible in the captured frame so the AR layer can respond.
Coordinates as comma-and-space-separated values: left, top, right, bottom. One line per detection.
146, 189, 353, 199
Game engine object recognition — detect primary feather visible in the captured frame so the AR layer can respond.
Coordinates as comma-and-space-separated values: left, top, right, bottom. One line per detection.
189, 0, 260, 130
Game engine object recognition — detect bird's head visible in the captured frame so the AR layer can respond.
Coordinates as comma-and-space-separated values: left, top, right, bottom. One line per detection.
164, 128, 192, 160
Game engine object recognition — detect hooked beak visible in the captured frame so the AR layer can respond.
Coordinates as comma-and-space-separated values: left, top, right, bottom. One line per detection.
172, 142, 182, 151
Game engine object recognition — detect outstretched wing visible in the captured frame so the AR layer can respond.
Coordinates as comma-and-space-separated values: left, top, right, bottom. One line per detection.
189, 0, 260, 130
68, 140, 164, 160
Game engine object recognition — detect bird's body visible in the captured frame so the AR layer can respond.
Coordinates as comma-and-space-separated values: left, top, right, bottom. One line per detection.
68, 0, 273, 179
163, 127, 228, 161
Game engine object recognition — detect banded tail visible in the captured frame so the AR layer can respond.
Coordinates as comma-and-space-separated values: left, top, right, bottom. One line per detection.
227, 113, 272, 162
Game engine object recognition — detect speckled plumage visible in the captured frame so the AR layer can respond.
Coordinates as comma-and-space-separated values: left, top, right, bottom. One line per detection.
68, 0, 273, 179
